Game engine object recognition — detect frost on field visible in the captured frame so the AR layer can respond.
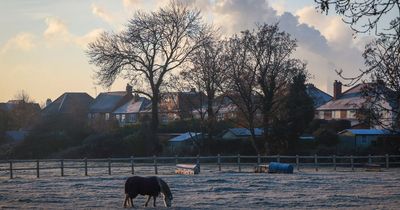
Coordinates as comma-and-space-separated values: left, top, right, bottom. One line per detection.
0, 166, 400, 209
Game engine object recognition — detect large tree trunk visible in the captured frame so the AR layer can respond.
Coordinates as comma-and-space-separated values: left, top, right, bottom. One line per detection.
150, 93, 160, 154
248, 119, 259, 155
262, 97, 272, 155
206, 96, 215, 141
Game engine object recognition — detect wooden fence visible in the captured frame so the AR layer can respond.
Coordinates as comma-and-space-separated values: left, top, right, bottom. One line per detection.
1, 154, 399, 179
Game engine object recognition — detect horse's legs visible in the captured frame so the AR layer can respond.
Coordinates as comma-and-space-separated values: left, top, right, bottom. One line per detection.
153, 196, 157, 207
144, 195, 151, 207
123, 194, 128, 208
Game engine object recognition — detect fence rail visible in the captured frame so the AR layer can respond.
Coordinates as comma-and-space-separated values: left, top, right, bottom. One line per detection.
1, 154, 399, 179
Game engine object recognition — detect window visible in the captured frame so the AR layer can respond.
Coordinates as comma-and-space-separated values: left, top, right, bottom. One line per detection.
105, 113, 110, 120
317, 111, 324, 119
121, 114, 126, 122
347, 110, 356, 119
332, 110, 340, 119
324, 111, 332, 119
116, 114, 121, 121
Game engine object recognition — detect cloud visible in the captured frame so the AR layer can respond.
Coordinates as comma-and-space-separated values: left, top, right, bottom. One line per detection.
42, 16, 103, 49
206, 0, 364, 94
44, 17, 72, 43
295, 6, 356, 48
1, 32, 36, 53
75, 28, 105, 48
91, 3, 115, 24
212, 0, 278, 35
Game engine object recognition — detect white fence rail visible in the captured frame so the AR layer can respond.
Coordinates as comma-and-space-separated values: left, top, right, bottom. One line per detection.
1, 154, 399, 179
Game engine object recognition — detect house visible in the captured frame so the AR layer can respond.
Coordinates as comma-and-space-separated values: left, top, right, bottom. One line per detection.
42, 92, 93, 116
305, 84, 332, 108
221, 128, 263, 140
159, 88, 205, 123
89, 84, 134, 121
338, 129, 390, 152
315, 81, 396, 128
168, 132, 203, 153
112, 96, 151, 126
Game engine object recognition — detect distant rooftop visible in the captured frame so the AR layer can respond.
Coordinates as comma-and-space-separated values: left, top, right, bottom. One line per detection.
42, 92, 93, 115
228, 128, 264, 137
90, 91, 132, 113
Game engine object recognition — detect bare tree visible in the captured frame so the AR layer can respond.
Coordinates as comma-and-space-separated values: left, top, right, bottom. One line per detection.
243, 24, 302, 154
315, 0, 399, 37
315, 0, 400, 131
224, 33, 262, 154
10, 90, 40, 130
358, 33, 400, 131
180, 31, 229, 140
87, 1, 207, 151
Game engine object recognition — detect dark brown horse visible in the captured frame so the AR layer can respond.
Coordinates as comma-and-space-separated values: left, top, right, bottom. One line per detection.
123, 176, 173, 208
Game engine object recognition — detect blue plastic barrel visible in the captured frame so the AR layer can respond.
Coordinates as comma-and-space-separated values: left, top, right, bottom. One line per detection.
268, 162, 294, 174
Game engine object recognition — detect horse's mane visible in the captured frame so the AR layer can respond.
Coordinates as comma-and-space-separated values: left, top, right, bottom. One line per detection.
157, 177, 172, 199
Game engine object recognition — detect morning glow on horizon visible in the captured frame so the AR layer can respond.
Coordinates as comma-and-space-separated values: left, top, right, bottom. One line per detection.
0, 0, 366, 104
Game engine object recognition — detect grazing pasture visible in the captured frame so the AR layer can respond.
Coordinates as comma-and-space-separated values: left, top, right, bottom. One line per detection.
0, 166, 399, 209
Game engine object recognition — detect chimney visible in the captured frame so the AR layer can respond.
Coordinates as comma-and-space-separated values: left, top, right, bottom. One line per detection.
45, 98, 52, 107
333, 80, 342, 100
134, 93, 140, 101
126, 84, 133, 94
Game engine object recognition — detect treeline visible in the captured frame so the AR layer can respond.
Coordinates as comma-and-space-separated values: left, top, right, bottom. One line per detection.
86, 1, 316, 155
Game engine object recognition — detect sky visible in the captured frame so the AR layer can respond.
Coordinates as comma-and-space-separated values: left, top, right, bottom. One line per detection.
0, 0, 372, 105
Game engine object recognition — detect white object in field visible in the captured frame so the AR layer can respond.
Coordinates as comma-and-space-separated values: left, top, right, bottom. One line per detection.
254, 164, 269, 173
365, 163, 381, 172
175, 164, 200, 175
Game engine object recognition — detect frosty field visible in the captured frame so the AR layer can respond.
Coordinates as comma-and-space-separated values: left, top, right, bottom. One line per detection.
1, 166, 400, 209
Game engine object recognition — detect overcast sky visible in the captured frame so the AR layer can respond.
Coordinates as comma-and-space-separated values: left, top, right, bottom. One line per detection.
0, 0, 371, 104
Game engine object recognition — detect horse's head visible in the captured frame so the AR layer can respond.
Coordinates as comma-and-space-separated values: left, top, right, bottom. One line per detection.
159, 179, 173, 207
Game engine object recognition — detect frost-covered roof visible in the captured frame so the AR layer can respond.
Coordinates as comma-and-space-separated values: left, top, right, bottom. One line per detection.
90, 92, 132, 113
306, 84, 332, 107
228, 128, 264, 137
340, 129, 390, 135
113, 97, 151, 114
169, 132, 202, 142
42, 92, 93, 115
317, 83, 367, 110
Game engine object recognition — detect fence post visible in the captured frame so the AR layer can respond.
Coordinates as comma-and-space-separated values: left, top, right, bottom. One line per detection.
386, 154, 389, 169
350, 155, 354, 171
9, 160, 13, 179
36, 160, 40, 178
84, 158, 88, 176
333, 155, 336, 171
314, 154, 318, 172
368, 154, 372, 164
296, 155, 299, 171
257, 154, 260, 165
130, 156, 135, 174
175, 155, 178, 165
237, 154, 241, 172
153, 155, 158, 174
108, 158, 111, 175
218, 154, 221, 171
61, 159, 64, 177
277, 154, 280, 163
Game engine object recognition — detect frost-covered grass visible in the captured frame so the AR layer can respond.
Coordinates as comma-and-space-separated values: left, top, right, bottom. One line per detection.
0, 166, 399, 209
